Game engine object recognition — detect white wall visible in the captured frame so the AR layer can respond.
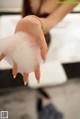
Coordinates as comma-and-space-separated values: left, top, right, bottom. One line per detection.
0, 0, 22, 12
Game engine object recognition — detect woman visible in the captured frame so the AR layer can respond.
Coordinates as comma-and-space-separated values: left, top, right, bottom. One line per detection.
21, 0, 79, 45
0, 0, 79, 87
14, 0, 79, 80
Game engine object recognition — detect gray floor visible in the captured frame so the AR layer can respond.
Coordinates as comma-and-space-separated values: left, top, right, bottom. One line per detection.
0, 79, 80, 119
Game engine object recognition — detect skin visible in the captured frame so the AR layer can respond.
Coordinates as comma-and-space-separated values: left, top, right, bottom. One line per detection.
29, 0, 80, 33
0, 0, 79, 83
41, 0, 80, 33
15, 17, 47, 83
0, 17, 47, 83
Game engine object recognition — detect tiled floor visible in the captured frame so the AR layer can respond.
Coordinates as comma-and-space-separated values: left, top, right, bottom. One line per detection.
0, 79, 80, 119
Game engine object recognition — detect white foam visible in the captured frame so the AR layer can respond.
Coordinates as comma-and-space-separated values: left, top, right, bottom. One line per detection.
0, 32, 43, 74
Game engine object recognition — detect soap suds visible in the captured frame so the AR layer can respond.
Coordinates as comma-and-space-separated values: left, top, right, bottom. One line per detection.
0, 32, 43, 75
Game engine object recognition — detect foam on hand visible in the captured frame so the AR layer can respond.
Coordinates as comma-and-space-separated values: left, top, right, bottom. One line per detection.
0, 32, 43, 79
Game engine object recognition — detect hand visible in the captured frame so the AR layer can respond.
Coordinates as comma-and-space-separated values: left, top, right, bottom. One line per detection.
15, 16, 48, 59
0, 16, 47, 84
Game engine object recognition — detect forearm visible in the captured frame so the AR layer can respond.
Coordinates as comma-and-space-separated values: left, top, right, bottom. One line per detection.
40, 0, 79, 33
47, 4, 77, 25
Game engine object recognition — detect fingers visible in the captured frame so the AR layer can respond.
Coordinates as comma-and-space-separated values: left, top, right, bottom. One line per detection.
12, 63, 29, 85
37, 35, 48, 60
0, 53, 5, 61
35, 65, 40, 83
12, 63, 18, 78
23, 73, 28, 85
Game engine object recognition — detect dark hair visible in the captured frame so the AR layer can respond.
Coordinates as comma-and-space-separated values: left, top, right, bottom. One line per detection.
22, 0, 33, 18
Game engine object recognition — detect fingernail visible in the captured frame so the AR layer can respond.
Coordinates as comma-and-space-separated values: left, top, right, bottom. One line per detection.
43, 56, 45, 61
37, 80, 40, 84
0, 54, 5, 60
13, 75, 16, 79
43, 60, 46, 63
24, 81, 28, 85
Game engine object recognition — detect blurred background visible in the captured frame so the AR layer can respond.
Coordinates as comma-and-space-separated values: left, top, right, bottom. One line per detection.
0, 0, 80, 119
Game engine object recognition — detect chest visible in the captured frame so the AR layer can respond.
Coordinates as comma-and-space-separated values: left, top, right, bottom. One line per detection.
29, 0, 61, 14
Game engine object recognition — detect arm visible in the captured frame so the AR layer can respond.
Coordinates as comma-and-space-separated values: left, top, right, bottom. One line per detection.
40, 0, 80, 33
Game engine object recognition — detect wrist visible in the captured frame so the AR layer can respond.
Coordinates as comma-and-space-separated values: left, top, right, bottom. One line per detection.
47, 16, 59, 28
27, 15, 43, 30
25, 15, 51, 34
40, 18, 52, 34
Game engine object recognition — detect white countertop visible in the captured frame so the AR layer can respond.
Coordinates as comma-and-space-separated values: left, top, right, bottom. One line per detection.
46, 13, 80, 63
0, 14, 80, 69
